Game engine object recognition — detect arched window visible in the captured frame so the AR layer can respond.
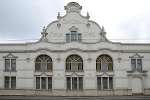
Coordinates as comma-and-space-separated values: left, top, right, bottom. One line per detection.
96, 55, 113, 70
35, 55, 52, 71
66, 55, 83, 71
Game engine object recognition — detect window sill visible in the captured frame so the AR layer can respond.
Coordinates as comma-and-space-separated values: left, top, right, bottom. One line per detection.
35, 70, 53, 72
35, 89, 52, 91
4, 70, 16, 72
96, 70, 114, 72
97, 89, 114, 91
65, 70, 84, 72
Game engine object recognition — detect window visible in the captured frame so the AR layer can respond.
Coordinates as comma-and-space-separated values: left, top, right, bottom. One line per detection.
96, 55, 113, 71
5, 59, 16, 71
66, 55, 83, 71
97, 77, 113, 89
131, 59, 142, 71
36, 77, 52, 89
35, 55, 52, 71
66, 77, 83, 90
5, 77, 16, 89
66, 31, 82, 42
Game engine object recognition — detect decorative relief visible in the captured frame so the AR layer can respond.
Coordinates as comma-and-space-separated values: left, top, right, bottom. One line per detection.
84, 32, 95, 37
63, 19, 85, 24
50, 32, 63, 37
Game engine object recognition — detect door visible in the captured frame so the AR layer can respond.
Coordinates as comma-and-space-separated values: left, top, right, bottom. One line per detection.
132, 78, 142, 93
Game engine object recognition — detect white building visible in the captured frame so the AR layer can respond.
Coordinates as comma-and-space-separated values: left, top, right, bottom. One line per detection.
0, 2, 150, 96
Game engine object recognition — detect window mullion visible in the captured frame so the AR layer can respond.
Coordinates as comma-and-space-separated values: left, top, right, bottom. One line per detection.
10, 59, 11, 70
101, 77, 103, 89
40, 77, 41, 89
108, 77, 109, 89
9, 77, 11, 89
77, 77, 79, 90
71, 77, 72, 90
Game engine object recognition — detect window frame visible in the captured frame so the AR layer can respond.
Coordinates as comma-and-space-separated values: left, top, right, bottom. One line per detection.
35, 77, 52, 90
66, 55, 83, 71
96, 55, 113, 71
66, 31, 82, 42
35, 55, 53, 71
131, 58, 142, 71
66, 77, 83, 90
5, 59, 16, 71
4, 76, 16, 89
97, 77, 113, 90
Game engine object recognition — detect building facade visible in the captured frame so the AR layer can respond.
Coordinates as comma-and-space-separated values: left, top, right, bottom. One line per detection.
0, 2, 150, 96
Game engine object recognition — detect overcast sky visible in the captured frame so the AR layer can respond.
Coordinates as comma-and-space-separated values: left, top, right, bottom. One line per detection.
0, 0, 150, 43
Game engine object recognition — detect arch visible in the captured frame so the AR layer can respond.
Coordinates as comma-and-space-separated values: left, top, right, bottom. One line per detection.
35, 55, 52, 71
96, 54, 113, 71
66, 54, 83, 71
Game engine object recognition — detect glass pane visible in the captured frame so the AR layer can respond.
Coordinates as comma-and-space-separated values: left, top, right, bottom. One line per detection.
96, 63, 101, 70
67, 77, 71, 90
5, 63, 10, 70
41, 77, 46, 89
108, 63, 113, 70
72, 77, 77, 90
101, 60, 108, 70
11, 77, 16, 89
5, 59, 10, 70
5, 77, 9, 89
103, 77, 108, 89
71, 31, 77, 41
109, 77, 113, 89
97, 77, 101, 89
47, 63, 52, 70
78, 34, 81, 41
36, 77, 40, 89
79, 77, 83, 90
71, 60, 78, 71
131, 59, 136, 63
137, 59, 142, 71
66, 34, 70, 42
78, 63, 83, 70
11, 63, 16, 71
48, 77, 52, 89
41, 60, 47, 71
11, 59, 16, 63
66, 63, 71, 70
35, 63, 40, 70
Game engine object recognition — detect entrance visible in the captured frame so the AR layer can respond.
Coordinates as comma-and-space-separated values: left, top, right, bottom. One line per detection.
132, 78, 142, 93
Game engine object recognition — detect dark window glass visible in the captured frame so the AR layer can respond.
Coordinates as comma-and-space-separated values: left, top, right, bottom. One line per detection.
109, 77, 113, 89
66, 34, 70, 42
36, 77, 40, 89
97, 77, 101, 89
131, 59, 136, 70
71, 31, 77, 41
137, 59, 142, 71
48, 77, 52, 89
79, 77, 83, 90
11, 77, 16, 89
67, 77, 71, 90
78, 34, 81, 41
103, 77, 108, 89
41, 77, 46, 89
5, 77, 9, 89
5, 59, 10, 70
11, 59, 16, 71
72, 77, 77, 90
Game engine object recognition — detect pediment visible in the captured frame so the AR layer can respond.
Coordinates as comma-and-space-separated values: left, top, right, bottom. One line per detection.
3, 53, 18, 58
69, 26, 78, 31
129, 53, 144, 58
40, 72, 47, 77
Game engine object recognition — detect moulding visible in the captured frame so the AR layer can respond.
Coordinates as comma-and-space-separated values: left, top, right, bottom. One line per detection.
2, 53, 18, 58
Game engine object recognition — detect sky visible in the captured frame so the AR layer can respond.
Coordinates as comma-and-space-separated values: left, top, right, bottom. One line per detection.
0, 0, 150, 43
